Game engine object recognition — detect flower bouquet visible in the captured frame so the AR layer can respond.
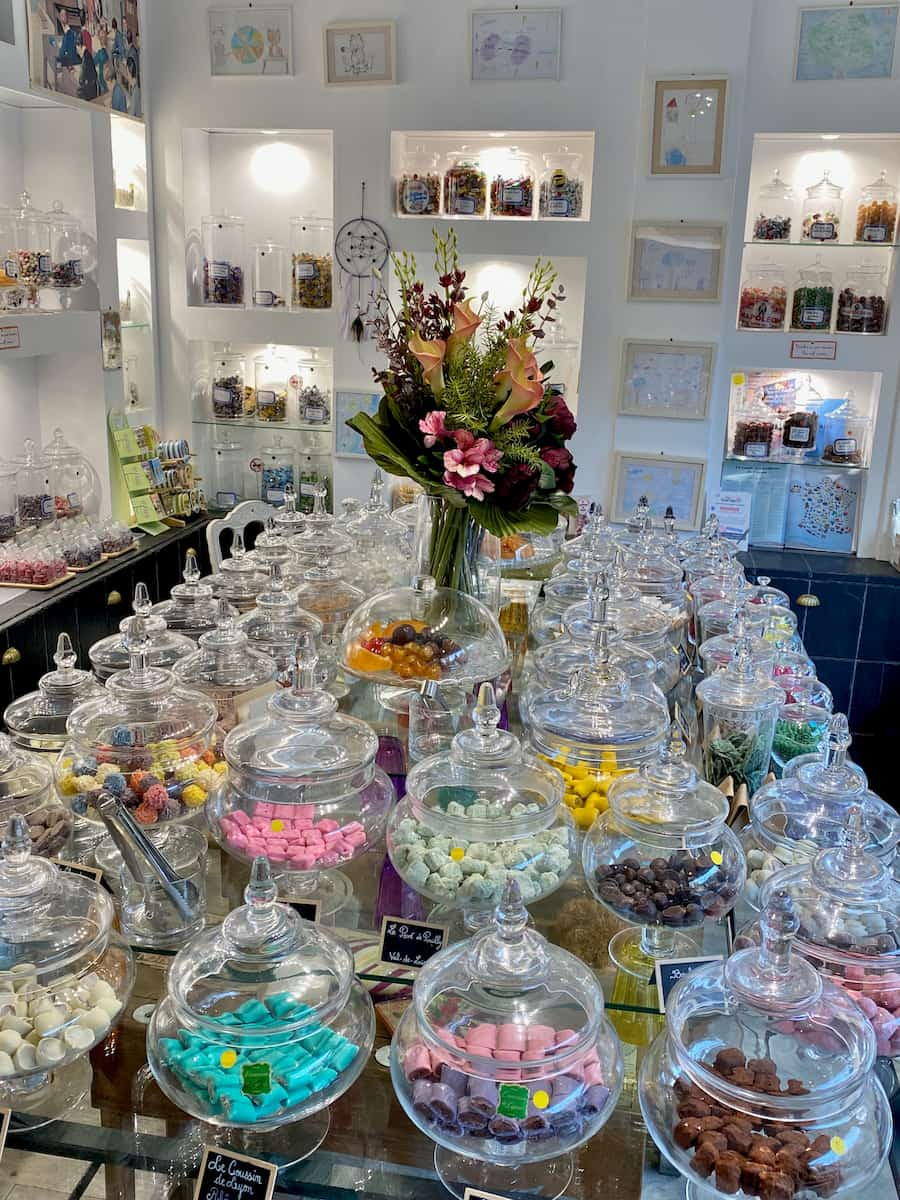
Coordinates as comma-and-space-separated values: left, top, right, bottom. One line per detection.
347, 229, 578, 593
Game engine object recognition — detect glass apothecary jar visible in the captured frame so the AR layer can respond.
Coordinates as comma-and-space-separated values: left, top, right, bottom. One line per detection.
209, 640, 394, 915
855, 170, 897, 244
835, 263, 887, 335
388, 683, 574, 920
696, 638, 783, 794
201, 213, 245, 307
237, 564, 324, 687
254, 354, 288, 424
779, 404, 820, 459
258, 434, 295, 504
638, 893, 891, 1200
539, 148, 585, 219
772, 692, 831, 772
47, 201, 84, 290
272, 483, 306, 539
791, 256, 834, 331
390, 880, 624, 1196
43, 427, 102, 519
0, 465, 16, 541
4, 632, 103, 756
738, 261, 787, 330
489, 147, 535, 218
344, 470, 414, 599
759, 807, 900, 1059
293, 548, 365, 647
584, 727, 745, 976
752, 168, 793, 241
396, 146, 442, 216
0, 732, 71, 858
0, 815, 135, 1118
531, 556, 603, 645
290, 217, 333, 310
745, 575, 790, 608
208, 533, 269, 614
211, 439, 245, 510
251, 239, 287, 309
0, 206, 23, 311
744, 602, 799, 645
698, 626, 776, 680
15, 438, 55, 528
58, 615, 225, 839
16, 191, 51, 307
801, 170, 843, 242
89, 583, 195, 682
147, 856, 374, 1137
211, 348, 249, 421
151, 550, 219, 642
821, 393, 871, 464
443, 149, 487, 218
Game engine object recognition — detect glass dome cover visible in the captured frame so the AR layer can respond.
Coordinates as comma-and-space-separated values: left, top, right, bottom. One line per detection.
89, 583, 196, 681
292, 547, 365, 638
272, 483, 306, 539
174, 599, 276, 728
208, 533, 269, 611
248, 517, 292, 568
151, 550, 219, 641
4, 632, 104, 752
236, 562, 324, 683
289, 484, 352, 564
0, 731, 71, 858
42, 427, 101, 518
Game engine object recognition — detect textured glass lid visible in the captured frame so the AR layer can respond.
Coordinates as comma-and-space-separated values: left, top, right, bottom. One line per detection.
793, 713, 870, 798
609, 724, 729, 832
252, 517, 291, 561
696, 636, 784, 710
168, 550, 214, 603
745, 574, 789, 607
28, 632, 97, 699
759, 167, 793, 200
294, 548, 365, 609
177, 600, 275, 689
220, 532, 265, 576
414, 880, 603, 1071
805, 169, 842, 199
168, 857, 353, 1037
272, 484, 306, 535
0, 732, 53, 801
91, 584, 196, 669
291, 485, 352, 560
346, 469, 400, 542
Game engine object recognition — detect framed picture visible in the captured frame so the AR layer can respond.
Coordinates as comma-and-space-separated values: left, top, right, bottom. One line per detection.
651, 77, 727, 175
618, 339, 716, 420
628, 221, 725, 302
470, 8, 562, 81
795, 5, 898, 81
323, 20, 396, 86
25, 0, 143, 119
208, 6, 292, 77
610, 452, 707, 531
335, 390, 380, 458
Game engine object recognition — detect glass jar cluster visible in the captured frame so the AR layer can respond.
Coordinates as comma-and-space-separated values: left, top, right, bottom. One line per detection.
201, 212, 333, 310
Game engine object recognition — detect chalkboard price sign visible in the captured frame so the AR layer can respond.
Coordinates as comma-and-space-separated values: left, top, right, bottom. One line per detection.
378, 916, 448, 970
654, 955, 723, 1014
51, 858, 114, 894
192, 1147, 277, 1200
463, 1188, 509, 1200
281, 897, 321, 923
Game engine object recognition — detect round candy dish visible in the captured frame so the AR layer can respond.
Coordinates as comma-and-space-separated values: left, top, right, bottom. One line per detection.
89, 583, 195, 682
147, 856, 374, 1162
151, 549, 220, 642
3, 631, 104, 754
237, 563, 324, 686
56, 617, 226, 846
209, 638, 394, 916
638, 892, 892, 1200
584, 726, 746, 978
0, 815, 135, 1120
0, 732, 71, 858
207, 532, 269, 614
390, 879, 624, 1200
387, 683, 574, 928
288, 484, 352, 566
174, 599, 277, 737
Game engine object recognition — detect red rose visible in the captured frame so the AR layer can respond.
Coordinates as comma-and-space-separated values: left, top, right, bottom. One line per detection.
544, 394, 577, 440
540, 446, 576, 493
494, 463, 540, 510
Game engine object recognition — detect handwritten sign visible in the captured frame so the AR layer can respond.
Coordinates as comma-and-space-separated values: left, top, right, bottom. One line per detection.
0, 1108, 10, 1165
655, 955, 723, 1014
281, 898, 320, 923
378, 916, 448, 971
790, 339, 837, 361
0, 326, 21, 351
192, 1147, 277, 1200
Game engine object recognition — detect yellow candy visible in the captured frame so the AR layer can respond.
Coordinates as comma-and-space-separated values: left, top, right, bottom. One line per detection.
271, 819, 284, 833
220, 1050, 237, 1069
569, 764, 589, 781
600, 751, 618, 769
588, 792, 609, 813
182, 784, 207, 808
175, 762, 200, 782
573, 779, 595, 800
450, 847, 465, 862
75, 774, 98, 792
59, 774, 79, 796
573, 806, 594, 830
213, 761, 228, 775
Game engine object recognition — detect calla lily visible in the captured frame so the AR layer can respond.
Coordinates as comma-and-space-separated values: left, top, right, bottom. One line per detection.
446, 299, 482, 361
409, 332, 446, 397
490, 364, 545, 428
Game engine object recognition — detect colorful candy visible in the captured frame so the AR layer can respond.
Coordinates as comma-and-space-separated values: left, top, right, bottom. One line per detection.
490, 175, 534, 218
203, 259, 244, 306
791, 284, 834, 330
291, 254, 333, 309
752, 213, 791, 241
835, 287, 886, 334
218, 804, 368, 867
397, 173, 441, 216
738, 285, 787, 330
444, 165, 487, 217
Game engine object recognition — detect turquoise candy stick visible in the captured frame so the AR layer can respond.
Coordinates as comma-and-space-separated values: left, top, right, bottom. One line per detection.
308, 1066, 337, 1092
331, 1042, 359, 1072
223, 1095, 258, 1123
235, 998, 269, 1023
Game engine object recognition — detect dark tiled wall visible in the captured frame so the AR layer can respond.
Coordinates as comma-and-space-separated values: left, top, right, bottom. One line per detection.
741, 549, 900, 799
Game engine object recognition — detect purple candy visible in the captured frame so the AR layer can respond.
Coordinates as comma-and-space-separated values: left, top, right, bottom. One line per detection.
412, 1080, 434, 1121
488, 1114, 522, 1143
458, 1097, 488, 1131
521, 1113, 551, 1138
467, 1077, 498, 1115
440, 1065, 467, 1098
429, 1082, 458, 1123
580, 1084, 610, 1116
551, 1074, 580, 1105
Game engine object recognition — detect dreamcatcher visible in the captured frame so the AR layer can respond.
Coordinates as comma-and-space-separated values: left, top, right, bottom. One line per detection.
334, 182, 390, 342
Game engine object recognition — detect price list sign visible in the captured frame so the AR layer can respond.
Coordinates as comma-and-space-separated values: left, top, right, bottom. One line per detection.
378, 916, 448, 970
192, 1147, 277, 1200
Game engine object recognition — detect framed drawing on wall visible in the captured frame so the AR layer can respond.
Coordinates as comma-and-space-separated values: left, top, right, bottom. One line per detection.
618, 339, 716, 420
208, 7, 293, 77
651, 77, 727, 175
470, 8, 562, 80
610, 452, 707, 531
323, 20, 396, 85
335, 390, 379, 458
628, 221, 725, 302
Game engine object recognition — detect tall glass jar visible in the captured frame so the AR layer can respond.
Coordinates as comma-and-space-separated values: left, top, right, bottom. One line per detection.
43, 427, 101, 519
15, 438, 55, 528
258, 434, 296, 504
15, 191, 51, 308
738, 261, 787, 330
237, 564, 323, 686
0, 207, 23, 311
210, 439, 245, 510
254, 351, 288, 423
752, 167, 794, 241
151, 550, 219, 642
443, 149, 487, 218
489, 147, 535, 218
821, 393, 871, 464
251, 238, 287, 309
201, 213, 245, 307
791, 256, 834, 330
47, 201, 84, 290
801, 170, 843, 242
855, 169, 897, 244
211, 347, 248, 421
290, 217, 333, 310
835, 262, 887, 334
539, 148, 585, 219
396, 146, 442, 216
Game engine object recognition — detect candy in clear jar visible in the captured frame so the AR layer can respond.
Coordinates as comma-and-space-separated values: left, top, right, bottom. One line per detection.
489, 148, 535, 218
443, 150, 487, 217
752, 168, 793, 241
290, 217, 333, 309
801, 170, 843, 243
201, 212, 245, 307
211, 348, 248, 420
854, 170, 897, 244
790, 256, 834, 331
396, 146, 442, 216
539, 149, 585, 218
835, 262, 887, 335
738, 261, 787, 330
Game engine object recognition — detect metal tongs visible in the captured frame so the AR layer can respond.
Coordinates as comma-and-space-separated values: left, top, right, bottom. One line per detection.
94, 790, 199, 923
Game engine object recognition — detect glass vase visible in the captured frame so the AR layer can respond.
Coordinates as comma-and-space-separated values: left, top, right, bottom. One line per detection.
413, 494, 499, 606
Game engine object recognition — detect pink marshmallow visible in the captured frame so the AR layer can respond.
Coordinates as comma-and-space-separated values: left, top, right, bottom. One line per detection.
497, 1023, 526, 1052
295, 804, 315, 820
494, 1049, 521, 1063
231, 809, 252, 827
584, 1063, 604, 1086
254, 802, 275, 818
272, 804, 294, 819
466, 1023, 497, 1050
318, 818, 340, 834
339, 821, 365, 836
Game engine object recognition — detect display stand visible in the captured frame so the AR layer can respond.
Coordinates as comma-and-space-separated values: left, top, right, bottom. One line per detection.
108, 410, 173, 536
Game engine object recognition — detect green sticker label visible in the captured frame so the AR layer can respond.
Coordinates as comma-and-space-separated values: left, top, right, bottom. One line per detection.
497, 1082, 529, 1119
240, 1062, 271, 1097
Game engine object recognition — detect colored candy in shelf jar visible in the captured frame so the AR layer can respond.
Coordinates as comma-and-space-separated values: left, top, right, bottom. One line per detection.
290, 217, 333, 310
202, 213, 245, 307
855, 170, 897, 243
801, 171, 842, 243
539, 164, 584, 218
397, 172, 441, 216
444, 155, 487, 217
731, 419, 774, 458
218, 804, 369, 869
203, 259, 244, 306
490, 171, 535, 218
752, 168, 793, 241
538, 751, 627, 830
738, 281, 787, 330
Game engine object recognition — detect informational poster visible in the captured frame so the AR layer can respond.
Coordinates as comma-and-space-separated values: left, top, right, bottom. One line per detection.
719, 462, 789, 548
708, 489, 752, 551
784, 467, 862, 553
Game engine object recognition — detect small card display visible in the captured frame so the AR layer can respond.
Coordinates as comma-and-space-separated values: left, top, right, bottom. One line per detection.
655, 955, 723, 1013
192, 1147, 277, 1200
281, 898, 320, 923
378, 916, 448, 970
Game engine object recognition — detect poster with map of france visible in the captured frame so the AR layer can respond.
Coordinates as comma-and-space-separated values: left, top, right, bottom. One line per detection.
795, 5, 897, 80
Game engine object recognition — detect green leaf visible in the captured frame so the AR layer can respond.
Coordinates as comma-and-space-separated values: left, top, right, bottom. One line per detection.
538, 462, 556, 490
547, 492, 578, 519
468, 500, 561, 538
345, 412, 460, 502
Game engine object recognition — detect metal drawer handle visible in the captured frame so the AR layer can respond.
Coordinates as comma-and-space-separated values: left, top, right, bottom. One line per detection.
2, 648, 21, 666
796, 594, 820, 608
107, 590, 123, 607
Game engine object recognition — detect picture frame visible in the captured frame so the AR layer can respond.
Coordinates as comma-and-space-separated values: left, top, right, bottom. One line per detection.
651, 77, 727, 175
335, 390, 380, 458
794, 5, 898, 81
610, 452, 707, 531
470, 8, 562, 81
323, 20, 396, 86
618, 339, 716, 420
208, 6, 292, 77
628, 221, 725, 302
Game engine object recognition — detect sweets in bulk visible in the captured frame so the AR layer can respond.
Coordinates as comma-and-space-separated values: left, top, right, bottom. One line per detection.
490, 174, 535, 218
203, 260, 244, 306
752, 214, 791, 241
291, 255, 332, 309
540, 169, 584, 219
753, 169, 793, 242
202, 214, 245, 307
397, 172, 441, 216
731, 419, 774, 458
801, 172, 843, 243
738, 284, 787, 330
212, 373, 245, 420
347, 619, 465, 682
0, 964, 125, 1069
855, 171, 897, 244
791, 283, 833, 331
218, 805, 369, 870
781, 409, 818, 453
538, 751, 628, 830
592, 851, 740, 929
256, 389, 287, 422
444, 159, 487, 217
835, 287, 886, 334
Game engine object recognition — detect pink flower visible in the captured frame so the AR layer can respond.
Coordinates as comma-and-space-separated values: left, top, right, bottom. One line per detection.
491, 336, 545, 429
419, 410, 449, 447
443, 430, 503, 480
443, 470, 496, 501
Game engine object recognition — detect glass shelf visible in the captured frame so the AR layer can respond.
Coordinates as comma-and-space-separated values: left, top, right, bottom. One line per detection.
193, 417, 333, 434
725, 454, 867, 469
743, 240, 897, 249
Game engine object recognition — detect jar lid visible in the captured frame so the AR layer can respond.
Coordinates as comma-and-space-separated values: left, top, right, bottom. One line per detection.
412, 879, 606, 1077
220, 532, 264, 577
860, 169, 896, 199
90, 584, 196, 675
42, 427, 83, 464
272, 484, 306, 537
793, 713, 868, 798
294, 547, 365, 616
744, 575, 789, 608
0, 731, 54, 805
291, 485, 352, 562
167, 856, 354, 1039
798, 254, 832, 282
346, 470, 403, 545
169, 551, 215, 604
176, 599, 276, 691
251, 518, 291, 564
696, 636, 784, 712
16, 191, 47, 222
550, 577, 658, 686
805, 170, 843, 200
759, 167, 793, 199
776, 674, 833, 710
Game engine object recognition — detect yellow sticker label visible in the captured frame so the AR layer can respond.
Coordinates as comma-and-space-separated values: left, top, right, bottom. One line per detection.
220, 1050, 237, 1069
533, 1089, 550, 1110
731, 373, 746, 386
710, 850, 723, 865
450, 847, 465, 862
270, 819, 284, 833
830, 1136, 846, 1157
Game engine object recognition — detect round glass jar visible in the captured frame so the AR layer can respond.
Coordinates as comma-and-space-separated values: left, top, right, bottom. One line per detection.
738, 261, 787, 331
835, 263, 887, 335
854, 170, 897, 245
489, 147, 535, 218
293, 549, 365, 650
801, 171, 843, 242
89, 583, 196, 682
821, 394, 871, 463
151, 549, 219, 642
343, 470, 414, 599
696, 594, 744, 646
752, 168, 794, 241
209, 639, 394, 915
0, 732, 71, 859
0, 815, 135, 1118
15, 438, 55, 528
288, 483, 352, 565
47, 200, 84, 290
772, 694, 831, 771
42, 427, 102, 519
247, 517, 292, 573
531, 555, 603, 646
390, 880, 624, 1196
638, 893, 891, 1200
208, 532, 269, 613
290, 216, 333, 310
201, 212, 245, 307
791, 257, 834, 331
696, 638, 783, 794
584, 727, 746, 976
58, 616, 225, 837
539, 149, 585, 219
272, 483, 306, 540
396, 146, 442, 216
744, 602, 799, 646
388, 683, 574, 921
237, 564, 324, 687
15, 191, 51, 307
251, 238, 287, 309
745, 575, 790, 608
210, 347, 249, 421
4, 632, 104, 756
444, 150, 487, 218
699, 628, 777, 679
147, 856, 374, 1138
